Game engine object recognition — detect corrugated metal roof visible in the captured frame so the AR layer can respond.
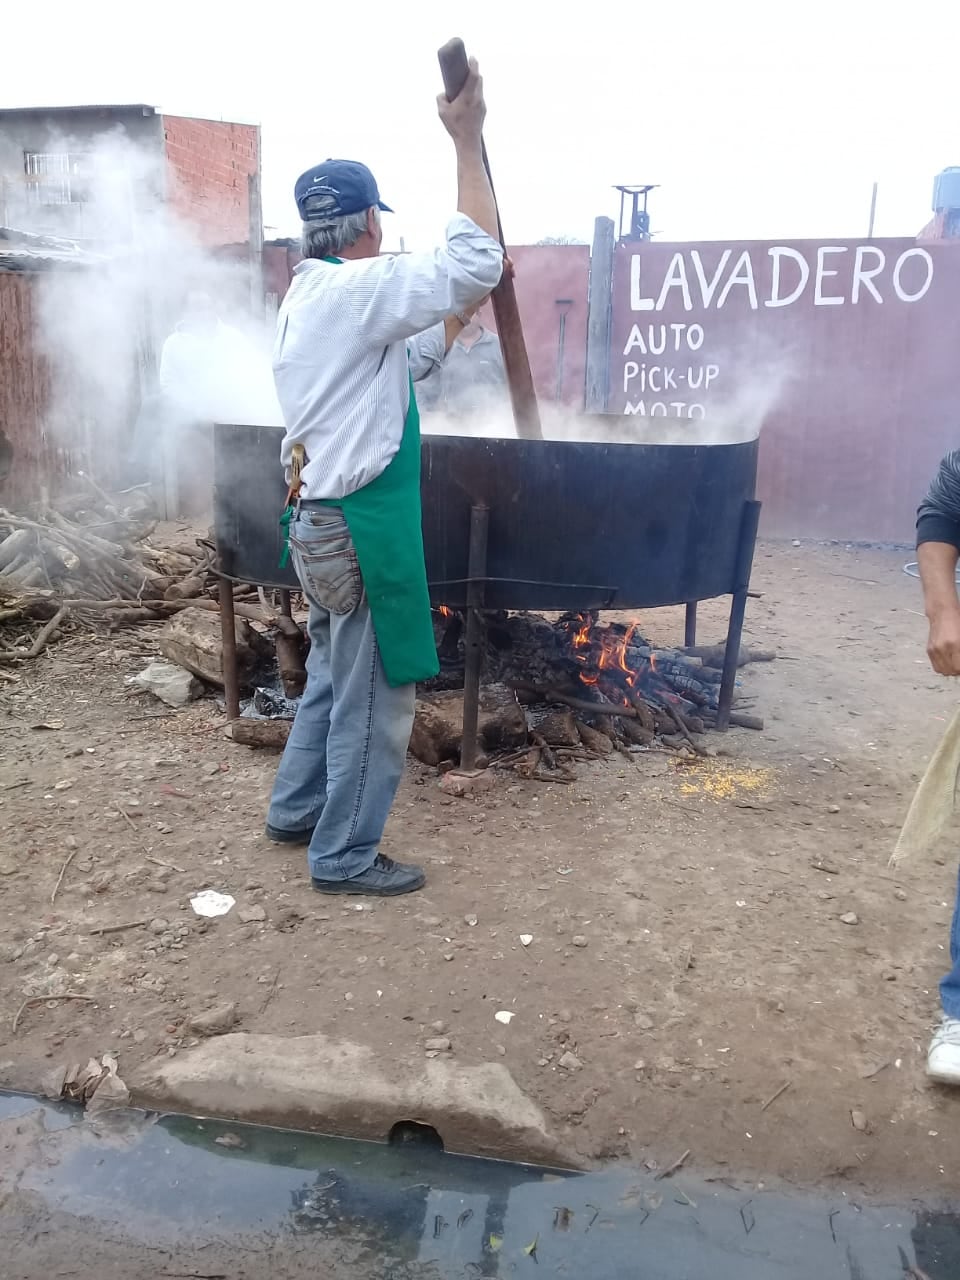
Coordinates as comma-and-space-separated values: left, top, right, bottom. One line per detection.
0, 226, 106, 271
0, 104, 156, 116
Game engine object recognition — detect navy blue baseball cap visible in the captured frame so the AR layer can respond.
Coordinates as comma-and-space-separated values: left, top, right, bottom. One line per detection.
294, 159, 393, 221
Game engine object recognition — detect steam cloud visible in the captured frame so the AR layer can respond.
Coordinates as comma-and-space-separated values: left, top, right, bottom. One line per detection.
19, 130, 790, 470
422, 334, 793, 446
21, 130, 281, 489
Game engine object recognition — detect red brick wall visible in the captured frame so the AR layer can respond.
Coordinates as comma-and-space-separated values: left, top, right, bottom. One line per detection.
162, 115, 260, 247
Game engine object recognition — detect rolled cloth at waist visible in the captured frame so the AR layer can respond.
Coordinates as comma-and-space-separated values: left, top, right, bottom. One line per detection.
890, 705, 960, 868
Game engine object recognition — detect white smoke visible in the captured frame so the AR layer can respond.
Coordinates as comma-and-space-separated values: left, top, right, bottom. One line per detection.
22, 130, 282, 493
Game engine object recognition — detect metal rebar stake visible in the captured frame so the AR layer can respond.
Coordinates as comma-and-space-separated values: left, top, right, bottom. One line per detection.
684, 601, 698, 648
219, 575, 241, 721
716, 500, 762, 731
459, 504, 490, 772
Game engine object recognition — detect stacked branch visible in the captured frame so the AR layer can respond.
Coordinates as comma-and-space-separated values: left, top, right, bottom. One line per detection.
0, 481, 274, 662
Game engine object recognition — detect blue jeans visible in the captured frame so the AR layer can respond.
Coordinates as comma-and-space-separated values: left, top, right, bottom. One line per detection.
942, 864, 960, 1018
267, 505, 416, 880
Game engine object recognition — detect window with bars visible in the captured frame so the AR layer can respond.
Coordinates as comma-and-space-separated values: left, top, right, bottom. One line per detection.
23, 151, 88, 206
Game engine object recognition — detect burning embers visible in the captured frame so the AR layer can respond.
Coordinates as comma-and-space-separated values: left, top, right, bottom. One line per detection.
553, 611, 726, 751
560, 611, 716, 716
562, 611, 717, 715
416, 608, 766, 774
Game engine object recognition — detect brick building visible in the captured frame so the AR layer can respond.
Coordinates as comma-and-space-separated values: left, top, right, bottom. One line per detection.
0, 106, 262, 506
0, 104, 261, 250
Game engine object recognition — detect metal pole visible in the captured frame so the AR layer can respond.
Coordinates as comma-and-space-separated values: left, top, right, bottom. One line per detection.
867, 182, 878, 237
684, 601, 698, 648
716, 500, 762, 731
459, 504, 490, 772
584, 216, 615, 412
554, 305, 569, 402
219, 575, 241, 721
278, 589, 292, 619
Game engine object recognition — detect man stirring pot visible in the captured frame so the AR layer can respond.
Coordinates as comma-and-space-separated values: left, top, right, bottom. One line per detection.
265, 61, 503, 897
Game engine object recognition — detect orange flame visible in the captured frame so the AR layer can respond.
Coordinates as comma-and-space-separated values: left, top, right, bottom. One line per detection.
438, 605, 452, 618
572, 614, 592, 647
572, 617, 648, 696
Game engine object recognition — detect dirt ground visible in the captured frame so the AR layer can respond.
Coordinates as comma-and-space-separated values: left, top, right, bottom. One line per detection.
3, 539, 960, 1199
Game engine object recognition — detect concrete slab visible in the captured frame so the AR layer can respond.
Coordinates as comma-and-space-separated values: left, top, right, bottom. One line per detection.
131, 1032, 569, 1166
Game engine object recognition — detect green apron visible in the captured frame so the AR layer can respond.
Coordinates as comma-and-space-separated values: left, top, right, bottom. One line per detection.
284, 256, 439, 689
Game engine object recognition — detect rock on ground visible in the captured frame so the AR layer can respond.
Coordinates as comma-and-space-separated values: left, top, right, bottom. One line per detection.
131, 1031, 566, 1166
188, 1002, 239, 1037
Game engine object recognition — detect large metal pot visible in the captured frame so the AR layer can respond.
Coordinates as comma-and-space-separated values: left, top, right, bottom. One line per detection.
213, 421, 759, 613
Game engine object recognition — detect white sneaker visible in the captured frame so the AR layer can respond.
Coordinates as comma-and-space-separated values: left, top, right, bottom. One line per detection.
927, 1016, 960, 1084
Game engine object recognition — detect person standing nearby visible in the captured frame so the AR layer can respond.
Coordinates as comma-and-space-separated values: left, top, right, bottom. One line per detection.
265, 60, 504, 897
917, 448, 960, 1080
418, 312, 507, 418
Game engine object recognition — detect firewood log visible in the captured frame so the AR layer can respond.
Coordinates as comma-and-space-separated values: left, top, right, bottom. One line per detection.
410, 683, 528, 767
158, 606, 255, 686
621, 718, 654, 747
39, 537, 80, 574
526, 707, 579, 746
575, 721, 614, 754
4, 557, 46, 588
0, 530, 32, 571
105, 607, 162, 626
45, 512, 128, 559
225, 718, 292, 748
164, 575, 206, 600
274, 626, 307, 698
682, 643, 776, 669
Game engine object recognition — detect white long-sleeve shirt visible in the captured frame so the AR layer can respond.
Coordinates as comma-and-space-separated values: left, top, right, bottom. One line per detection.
273, 214, 504, 499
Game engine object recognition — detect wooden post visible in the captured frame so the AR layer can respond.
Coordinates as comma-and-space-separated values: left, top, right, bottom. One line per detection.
585, 216, 615, 413
437, 38, 542, 441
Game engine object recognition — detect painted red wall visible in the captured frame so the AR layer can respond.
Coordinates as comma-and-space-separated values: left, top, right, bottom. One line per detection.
609, 237, 960, 542
495, 244, 589, 406
162, 115, 259, 247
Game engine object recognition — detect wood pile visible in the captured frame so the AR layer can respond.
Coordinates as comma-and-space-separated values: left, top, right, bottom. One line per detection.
0, 481, 275, 664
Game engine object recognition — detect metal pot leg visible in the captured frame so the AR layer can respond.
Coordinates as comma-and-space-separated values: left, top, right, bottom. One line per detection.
715, 500, 762, 731
218, 575, 241, 721
684, 601, 698, 648
459, 504, 490, 772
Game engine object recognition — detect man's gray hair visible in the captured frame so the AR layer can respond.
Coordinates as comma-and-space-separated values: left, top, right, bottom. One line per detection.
301, 207, 379, 259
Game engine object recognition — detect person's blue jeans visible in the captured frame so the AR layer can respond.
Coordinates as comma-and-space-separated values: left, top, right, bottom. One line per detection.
941, 863, 960, 1018
267, 505, 416, 881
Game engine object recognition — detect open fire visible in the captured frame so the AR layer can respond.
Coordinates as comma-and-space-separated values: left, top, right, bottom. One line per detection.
414, 608, 768, 775
561, 611, 720, 717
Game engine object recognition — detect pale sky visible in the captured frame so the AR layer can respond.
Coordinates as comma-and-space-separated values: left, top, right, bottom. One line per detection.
4, 0, 959, 249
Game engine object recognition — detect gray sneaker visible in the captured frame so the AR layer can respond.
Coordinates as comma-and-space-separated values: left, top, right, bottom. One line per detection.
311, 853, 425, 897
